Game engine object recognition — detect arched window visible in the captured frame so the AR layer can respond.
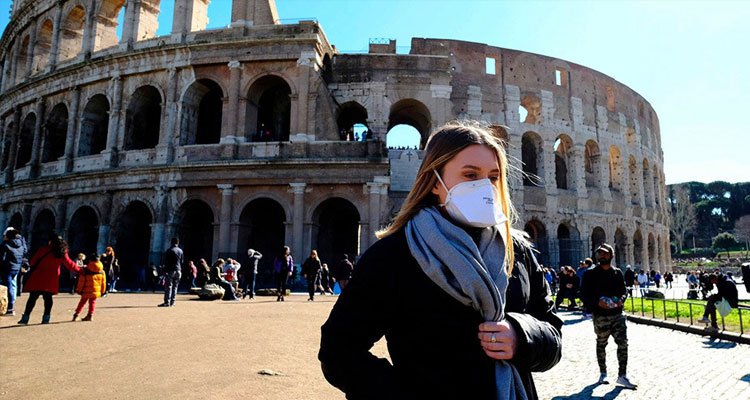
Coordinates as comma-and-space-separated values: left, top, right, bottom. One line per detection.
33, 19, 54, 74
337, 102, 369, 141
246, 75, 291, 142
608, 146, 622, 192
387, 99, 432, 150
42, 103, 69, 163
180, 79, 224, 145
78, 95, 110, 156
59, 5, 86, 63
584, 140, 601, 189
16, 114, 35, 168
520, 95, 541, 124
94, 0, 127, 51
554, 135, 573, 190
522, 132, 543, 186
124, 86, 162, 150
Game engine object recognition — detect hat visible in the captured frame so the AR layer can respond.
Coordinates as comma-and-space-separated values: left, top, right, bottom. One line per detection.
595, 243, 614, 255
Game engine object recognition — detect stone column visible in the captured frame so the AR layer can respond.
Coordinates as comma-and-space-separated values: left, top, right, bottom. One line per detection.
24, 20, 37, 79
48, 1, 64, 71
542, 137, 556, 195
222, 60, 242, 143
64, 87, 81, 172
217, 184, 235, 257
55, 196, 67, 234
103, 75, 122, 167
97, 191, 114, 254
150, 185, 170, 264
81, 0, 97, 58
5, 107, 22, 182
29, 100, 45, 178
365, 181, 385, 249
22, 201, 33, 239
295, 51, 315, 134
156, 67, 178, 164
573, 143, 587, 197
120, 0, 139, 50
9, 37, 22, 85
289, 183, 306, 260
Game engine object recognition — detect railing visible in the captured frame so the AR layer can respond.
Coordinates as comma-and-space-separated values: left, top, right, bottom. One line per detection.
624, 295, 750, 335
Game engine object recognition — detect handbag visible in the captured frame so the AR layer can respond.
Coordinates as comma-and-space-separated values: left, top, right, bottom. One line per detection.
716, 298, 732, 318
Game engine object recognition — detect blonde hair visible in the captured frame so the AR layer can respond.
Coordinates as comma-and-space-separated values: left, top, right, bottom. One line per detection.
377, 120, 517, 272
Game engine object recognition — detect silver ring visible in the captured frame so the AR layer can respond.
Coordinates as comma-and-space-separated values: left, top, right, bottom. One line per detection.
490, 333, 497, 343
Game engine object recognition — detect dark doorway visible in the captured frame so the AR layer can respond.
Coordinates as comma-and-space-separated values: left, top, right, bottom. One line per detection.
113, 201, 152, 289
246, 76, 291, 142
31, 209, 56, 254
67, 206, 99, 257
237, 198, 286, 288
313, 198, 360, 266
174, 200, 214, 265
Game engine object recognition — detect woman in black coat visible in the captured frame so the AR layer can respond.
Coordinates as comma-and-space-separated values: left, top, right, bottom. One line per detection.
319, 121, 562, 399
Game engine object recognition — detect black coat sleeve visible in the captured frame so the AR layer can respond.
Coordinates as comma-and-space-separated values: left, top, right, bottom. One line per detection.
318, 244, 398, 399
506, 245, 563, 373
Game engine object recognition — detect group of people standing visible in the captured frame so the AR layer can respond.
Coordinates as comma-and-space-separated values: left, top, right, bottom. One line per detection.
301, 250, 353, 301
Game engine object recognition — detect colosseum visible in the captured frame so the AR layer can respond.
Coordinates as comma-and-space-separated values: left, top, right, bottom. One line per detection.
0, 0, 670, 288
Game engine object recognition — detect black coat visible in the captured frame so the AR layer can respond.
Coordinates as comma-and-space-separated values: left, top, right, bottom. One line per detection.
318, 229, 562, 400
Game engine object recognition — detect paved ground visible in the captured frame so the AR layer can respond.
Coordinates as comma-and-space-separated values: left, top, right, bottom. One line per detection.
2, 292, 750, 399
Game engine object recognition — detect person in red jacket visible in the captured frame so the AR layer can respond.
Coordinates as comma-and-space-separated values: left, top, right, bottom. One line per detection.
18, 235, 81, 324
73, 253, 107, 322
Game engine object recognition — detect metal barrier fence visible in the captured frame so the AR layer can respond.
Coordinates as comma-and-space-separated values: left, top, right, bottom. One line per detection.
625, 296, 750, 335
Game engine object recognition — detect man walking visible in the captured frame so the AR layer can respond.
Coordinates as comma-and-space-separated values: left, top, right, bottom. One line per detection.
582, 243, 637, 389
159, 237, 183, 307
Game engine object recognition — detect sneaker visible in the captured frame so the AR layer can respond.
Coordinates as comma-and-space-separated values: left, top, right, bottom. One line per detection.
158, 303, 170, 307
81, 314, 92, 322
616, 375, 637, 389
598, 373, 608, 384
697, 317, 710, 324
5, 309, 15, 316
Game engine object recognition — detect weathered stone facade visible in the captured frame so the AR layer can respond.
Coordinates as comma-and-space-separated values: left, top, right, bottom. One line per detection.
0, 0, 670, 286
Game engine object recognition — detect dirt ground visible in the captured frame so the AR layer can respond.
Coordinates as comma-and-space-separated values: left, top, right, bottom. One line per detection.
0, 292, 388, 400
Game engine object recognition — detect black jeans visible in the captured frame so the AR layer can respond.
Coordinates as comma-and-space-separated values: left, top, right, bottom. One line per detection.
24, 291, 53, 315
307, 278, 316, 299
555, 289, 577, 309
276, 273, 289, 297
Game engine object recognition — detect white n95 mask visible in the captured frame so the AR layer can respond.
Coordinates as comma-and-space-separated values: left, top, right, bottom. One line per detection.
434, 170, 508, 228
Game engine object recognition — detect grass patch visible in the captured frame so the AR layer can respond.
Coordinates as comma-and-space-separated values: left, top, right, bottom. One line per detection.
623, 297, 750, 334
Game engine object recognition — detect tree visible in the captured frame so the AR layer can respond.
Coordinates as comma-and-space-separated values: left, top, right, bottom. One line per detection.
735, 215, 750, 251
669, 185, 696, 253
712, 232, 738, 258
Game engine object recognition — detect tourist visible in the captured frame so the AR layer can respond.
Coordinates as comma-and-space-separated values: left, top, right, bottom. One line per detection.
581, 243, 636, 389
209, 258, 238, 301
72, 253, 106, 322
18, 235, 81, 324
664, 270, 673, 289
224, 258, 241, 290
577, 258, 594, 315
71, 253, 85, 294
697, 273, 739, 332
101, 246, 118, 293
654, 271, 662, 289
0, 227, 28, 316
319, 263, 334, 295
319, 121, 562, 399
197, 259, 211, 287
243, 249, 262, 299
158, 237, 183, 307
623, 265, 635, 298
188, 260, 198, 288
302, 250, 322, 301
555, 266, 579, 310
273, 246, 294, 302
637, 269, 649, 297
332, 253, 354, 292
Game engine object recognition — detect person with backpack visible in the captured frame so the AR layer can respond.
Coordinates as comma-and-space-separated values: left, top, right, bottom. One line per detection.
73, 253, 106, 322
0, 227, 28, 316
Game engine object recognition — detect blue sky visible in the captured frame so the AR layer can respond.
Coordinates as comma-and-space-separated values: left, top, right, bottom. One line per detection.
2, 0, 748, 184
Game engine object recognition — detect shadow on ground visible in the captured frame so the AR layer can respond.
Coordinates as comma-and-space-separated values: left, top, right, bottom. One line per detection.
551, 382, 627, 399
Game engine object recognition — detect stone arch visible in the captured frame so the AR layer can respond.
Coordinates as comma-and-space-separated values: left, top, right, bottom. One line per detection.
237, 198, 287, 282
312, 197, 361, 265
554, 134, 573, 190
557, 222, 581, 267
584, 140, 601, 189
180, 79, 224, 145
16, 113, 35, 168
642, 159, 653, 206
387, 98, 432, 149
112, 201, 153, 288
608, 145, 623, 192
633, 229, 644, 268
591, 226, 606, 258
524, 219, 549, 265
59, 4, 86, 63
32, 19, 53, 74
78, 94, 110, 156
246, 74, 292, 142
336, 101, 369, 141
42, 103, 69, 163
520, 95, 541, 124
522, 131, 543, 186
31, 208, 56, 253
628, 156, 639, 204
93, 0, 126, 51
124, 85, 162, 150
67, 205, 100, 258
647, 232, 656, 270
18, 35, 30, 79
614, 228, 628, 266
174, 199, 215, 264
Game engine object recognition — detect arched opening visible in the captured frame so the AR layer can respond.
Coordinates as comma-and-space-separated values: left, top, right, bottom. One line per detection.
78, 94, 110, 156
608, 145, 623, 192
524, 220, 548, 265
94, 0, 126, 51
647, 233, 656, 270
67, 206, 100, 257
628, 156, 639, 204
313, 198, 361, 266
16, 113, 36, 168
246, 75, 291, 142
520, 95, 541, 124
59, 5, 86, 63
557, 224, 574, 267
386, 125, 421, 149
633, 230, 644, 268
31, 209, 56, 253
554, 135, 573, 190
180, 79, 223, 145
337, 101, 369, 141
591, 227, 606, 258
113, 201, 152, 289
387, 99, 431, 149
584, 140, 601, 189
1, 121, 13, 170
18, 35, 30, 79
124, 86, 162, 150
33, 19, 53, 74
615, 229, 627, 266
522, 132, 543, 186
174, 200, 214, 265
42, 104, 69, 163
237, 198, 286, 287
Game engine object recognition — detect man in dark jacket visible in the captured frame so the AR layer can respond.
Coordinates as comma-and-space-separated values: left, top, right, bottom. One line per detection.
333, 253, 354, 291
697, 272, 739, 332
582, 243, 636, 389
159, 237, 183, 307
623, 265, 636, 298
0, 227, 28, 316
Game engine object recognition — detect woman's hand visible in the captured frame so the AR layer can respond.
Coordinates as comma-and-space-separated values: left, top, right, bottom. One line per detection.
478, 320, 518, 360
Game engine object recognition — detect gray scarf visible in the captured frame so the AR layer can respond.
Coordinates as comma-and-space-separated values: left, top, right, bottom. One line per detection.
406, 207, 527, 400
